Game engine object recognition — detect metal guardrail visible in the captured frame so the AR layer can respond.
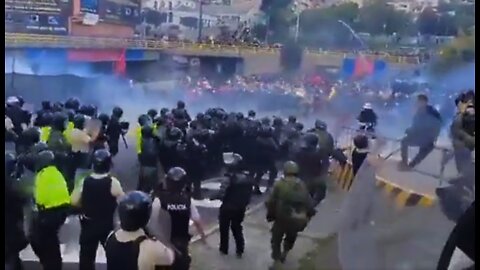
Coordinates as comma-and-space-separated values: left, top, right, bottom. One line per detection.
5, 33, 420, 64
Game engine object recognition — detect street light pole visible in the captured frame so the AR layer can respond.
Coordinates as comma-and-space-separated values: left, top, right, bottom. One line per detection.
197, 0, 204, 42
294, 12, 300, 43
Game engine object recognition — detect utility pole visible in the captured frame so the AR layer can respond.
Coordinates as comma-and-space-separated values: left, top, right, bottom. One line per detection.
197, 0, 205, 42
10, 55, 16, 91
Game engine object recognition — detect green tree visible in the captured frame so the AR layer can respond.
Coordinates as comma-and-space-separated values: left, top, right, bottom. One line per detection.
417, 7, 439, 35
358, 0, 413, 35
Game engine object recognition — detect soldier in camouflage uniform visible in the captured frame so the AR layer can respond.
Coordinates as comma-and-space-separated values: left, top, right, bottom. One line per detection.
266, 161, 316, 269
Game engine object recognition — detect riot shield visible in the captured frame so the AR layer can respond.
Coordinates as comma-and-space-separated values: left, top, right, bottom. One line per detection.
335, 138, 475, 270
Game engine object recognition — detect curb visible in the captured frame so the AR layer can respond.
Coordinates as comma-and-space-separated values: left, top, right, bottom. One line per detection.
330, 162, 436, 208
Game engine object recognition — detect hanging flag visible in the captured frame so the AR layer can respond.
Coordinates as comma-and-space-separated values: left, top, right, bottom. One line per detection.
114, 49, 127, 77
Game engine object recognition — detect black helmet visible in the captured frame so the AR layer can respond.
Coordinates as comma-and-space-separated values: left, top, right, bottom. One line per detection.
118, 191, 152, 232
177, 101, 185, 109
138, 114, 152, 127
353, 134, 369, 150
314, 120, 327, 130
167, 127, 183, 141
141, 125, 154, 138
52, 112, 67, 131
22, 127, 41, 145
84, 105, 97, 118
32, 142, 49, 154
166, 167, 187, 182
261, 117, 271, 126
40, 112, 53, 127
273, 117, 283, 127
283, 161, 299, 176
98, 113, 110, 126
236, 112, 244, 120
41, 101, 52, 111
92, 149, 112, 174
16, 96, 25, 107
160, 108, 169, 116
302, 133, 319, 148
196, 112, 205, 120
73, 114, 86, 129
52, 102, 64, 112
147, 109, 158, 120
112, 106, 123, 118
288, 115, 296, 123
295, 122, 304, 131
65, 98, 80, 111
35, 150, 55, 172
66, 109, 75, 122
248, 110, 256, 118
5, 152, 18, 178
223, 152, 242, 171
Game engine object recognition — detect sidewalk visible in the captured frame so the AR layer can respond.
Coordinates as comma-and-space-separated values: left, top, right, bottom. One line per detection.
190, 186, 346, 270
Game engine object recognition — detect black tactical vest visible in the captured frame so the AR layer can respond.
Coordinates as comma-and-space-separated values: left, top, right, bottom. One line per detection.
81, 175, 117, 224
159, 192, 191, 240
105, 232, 147, 270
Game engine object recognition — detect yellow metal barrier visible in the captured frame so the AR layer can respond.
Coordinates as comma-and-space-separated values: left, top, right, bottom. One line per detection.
5, 33, 420, 64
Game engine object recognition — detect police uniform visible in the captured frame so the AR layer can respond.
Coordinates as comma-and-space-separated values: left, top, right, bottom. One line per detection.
30, 151, 71, 270
138, 125, 161, 193
150, 195, 201, 270
71, 172, 124, 270
105, 191, 174, 270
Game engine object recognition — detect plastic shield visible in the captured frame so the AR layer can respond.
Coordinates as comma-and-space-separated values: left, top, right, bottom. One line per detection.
335, 139, 474, 270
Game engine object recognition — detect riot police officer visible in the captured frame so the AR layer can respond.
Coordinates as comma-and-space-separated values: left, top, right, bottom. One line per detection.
450, 104, 475, 177
106, 106, 125, 156
48, 112, 73, 191
138, 125, 162, 193
210, 153, 253, 257
5, 152, 28, 270
150, 167, 206, 270
294, 133, 328, 205
265, 161, 315, 269
71, 149, 125, 270
105, 191, 175, 270
357, 103, 378, 134
30, 150, 71, 270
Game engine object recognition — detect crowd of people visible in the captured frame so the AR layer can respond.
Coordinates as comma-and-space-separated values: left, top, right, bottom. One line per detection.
4, 84, 474, 270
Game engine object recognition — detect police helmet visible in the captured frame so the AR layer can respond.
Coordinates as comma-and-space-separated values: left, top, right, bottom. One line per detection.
177, 100, 186, 109
41, 101, 52, 111
363, 103, 372, 110
302, 133, 319, 148
41, 112, 53, 127
295, 122, 304, 131
52, 112, 68, 131
84, 105, 97, 118
6, 96, 20, 107
261, 117, 271, 126
248, 110, 256, 118
141, 125, 154, 138
353, 134, 369, 150
118, 191, 152, 232
22, 127, 41, 145
196, 113, 205, 120
98, 113, 110, 126
288, 115, 297, 123
154, 117, 166, 127
166, 167, 187, 182
283, 161, 299, 176
73, 114, 86, 130
206, 108, 215, 117
147, 109, 158, 120
32, 142, 49, 154
160, 108, 169, 116
167, 127, 183, 141
223, 152, 243, 167
92, 149, 112, 174
5, 152, 18, 177
236, 112, 244, 120
138, 114, 152, 127
35, 150, 55, 172
112, 106, 123, 118
65, 98, 80, 111
66, 109, 75, 122
314, 120, 327, 130
273, 117, 283, 127
52, 102, 64, 112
